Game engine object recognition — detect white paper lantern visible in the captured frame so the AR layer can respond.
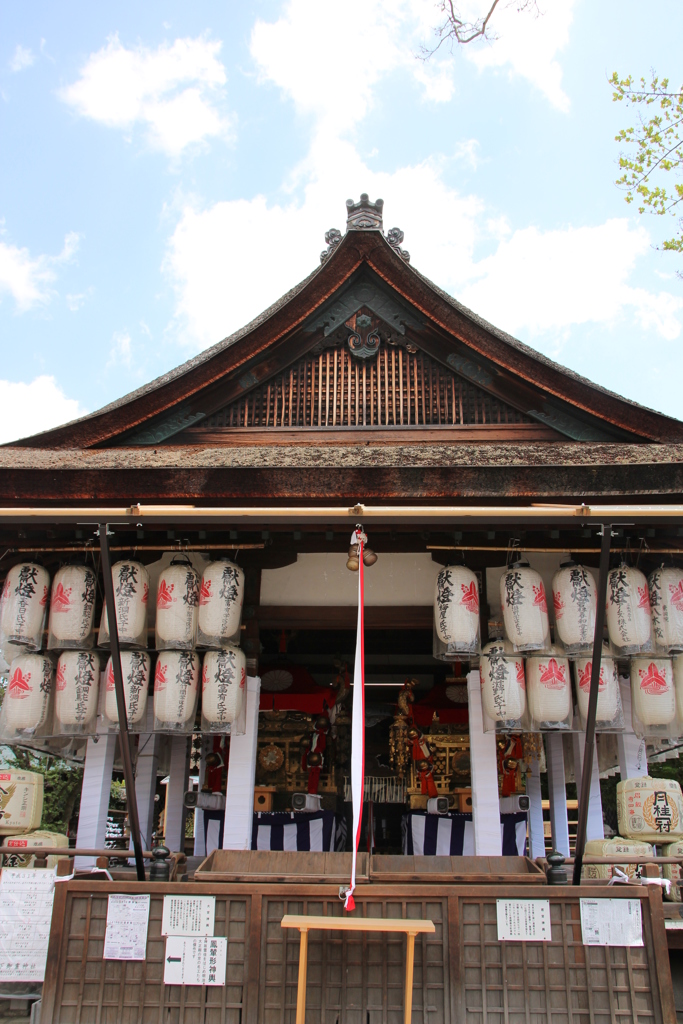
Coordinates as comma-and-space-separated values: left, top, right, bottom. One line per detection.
500, 561, 549, 651
606, 564, 651, 653
3, 654, 53, 732
551, 562, 597, 652
55, 650, 100, 728
197, 561, 245, 646
480, 640, 526, 723
155, 561, 200, 649
0, 563, 49, 651
98, 561, 149, 648
526, 649, 571, 724
617, 776, 683, 842
201, 646, 246, 726
631, 658, 676, 727
154, 650, 199, 728
649, 566, 683, 652
104, 651, 150, 726
48, 565, 97, 649
574, 652, 620, 724
434, 566, 480, 651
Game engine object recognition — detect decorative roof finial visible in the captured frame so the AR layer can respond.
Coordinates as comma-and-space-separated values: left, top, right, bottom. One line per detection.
346, 193, 384, 231
319, 195, 410, 263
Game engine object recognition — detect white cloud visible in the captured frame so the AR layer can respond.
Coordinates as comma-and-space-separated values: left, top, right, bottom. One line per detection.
0, 230, 79, 311
106, 330, 134, 369
251, 1, 454, 135
458, 219, 683, 340
9, 45, 35, 72
59, 34, 230, 155
464, 0, 576, 111
0, 376, 86, 444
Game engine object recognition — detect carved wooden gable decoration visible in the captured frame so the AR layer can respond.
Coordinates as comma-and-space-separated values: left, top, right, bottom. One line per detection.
15, 194, 683, 449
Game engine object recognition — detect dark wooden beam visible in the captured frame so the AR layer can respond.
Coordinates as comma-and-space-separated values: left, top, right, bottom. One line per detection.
256, 605, 433, 630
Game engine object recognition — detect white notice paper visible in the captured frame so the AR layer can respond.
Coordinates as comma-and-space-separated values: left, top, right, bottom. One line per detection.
0, 868, 56, 982
103, 894, 150, 960
580, 898, 643, 946
162, 895, 215, 936
164, 936, 227, 986
496, 900, 552, 942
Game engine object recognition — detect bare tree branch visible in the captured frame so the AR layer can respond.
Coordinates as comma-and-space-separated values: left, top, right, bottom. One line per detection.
421, 0, 539, 58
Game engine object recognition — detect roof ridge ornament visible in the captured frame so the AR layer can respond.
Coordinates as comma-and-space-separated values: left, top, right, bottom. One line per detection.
320, 195, 410, 264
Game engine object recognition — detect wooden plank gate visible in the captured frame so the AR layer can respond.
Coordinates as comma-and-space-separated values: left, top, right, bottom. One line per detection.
40, 875, 675, 1024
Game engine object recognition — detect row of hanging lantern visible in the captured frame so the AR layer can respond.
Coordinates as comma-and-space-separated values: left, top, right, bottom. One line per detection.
0, 645, 247, 742
434, 558, 683, 737
0, 555, 248, 745
0, 556, 245, 654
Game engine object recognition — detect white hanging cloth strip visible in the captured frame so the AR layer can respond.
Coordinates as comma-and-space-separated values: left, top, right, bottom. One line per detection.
344, 526, 366, 913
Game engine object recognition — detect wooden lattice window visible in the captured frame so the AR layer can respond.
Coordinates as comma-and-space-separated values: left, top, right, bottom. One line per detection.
201, 345, 531, 429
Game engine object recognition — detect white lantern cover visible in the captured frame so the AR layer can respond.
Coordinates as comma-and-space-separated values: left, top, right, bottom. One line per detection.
54, 650, 100, 733
551, 562, 597, 654
153, 650, 200, 732
197, 561, 245, 647
0, 563, 50, 652
433, 566, 480, 656
630, 657, 677, 735
499, 561, 549, 652
155, 560, 200, 650
573, 650, 622, 729
649, 566, 683, 653
526, 648, 572, 728
479, 639, 527, 729
606, 563, 652, 655
201, 645, 246, 732
104, 651, 150, 728
48, 565, 97, 650
0, 653, 53, 739
98, 561, 149, 649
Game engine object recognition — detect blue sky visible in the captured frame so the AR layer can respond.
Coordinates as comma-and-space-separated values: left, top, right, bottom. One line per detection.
1, 0, 682, 442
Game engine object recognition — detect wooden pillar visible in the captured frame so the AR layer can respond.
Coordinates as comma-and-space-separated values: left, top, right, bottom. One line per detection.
617, 677, 648, 779
223, 676, 261, 850
466, 670, 502, 855
243, 568, 262, 677
572, 733, 604, 841
132, 713, 162, 852
164, 735, 190, 854
526, 753, 546, 859
193, 740, 209, 858
546, 733, 570, 857
75, 732, 117, 868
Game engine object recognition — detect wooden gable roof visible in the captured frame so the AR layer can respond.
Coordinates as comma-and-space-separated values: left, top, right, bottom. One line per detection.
13, 196, 683, 449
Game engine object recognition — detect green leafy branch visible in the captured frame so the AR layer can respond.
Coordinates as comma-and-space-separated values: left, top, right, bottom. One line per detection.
0, 748, 83, 834
611, 72, 683, 254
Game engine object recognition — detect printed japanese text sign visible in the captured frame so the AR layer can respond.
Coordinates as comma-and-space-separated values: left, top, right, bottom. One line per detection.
0, 868, 56, 982
103, 894, 150, 960
580, 898, 643, 946
164, 936, 227, 986
162, 895, 215, 936
496, 899, 552, 942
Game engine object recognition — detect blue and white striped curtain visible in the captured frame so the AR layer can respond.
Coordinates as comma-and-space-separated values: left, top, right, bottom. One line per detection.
251, 811, 337, 852
403, 811, 527, 857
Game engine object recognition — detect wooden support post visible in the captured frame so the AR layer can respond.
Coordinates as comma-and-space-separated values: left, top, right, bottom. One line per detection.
164, 735, 190, 853
573, 525, 611, 884
467, 670, 502, 855
75, 732, 117, 869
99, 523, 146, 881
223, 676, 261, 849
546, 733, 570, 857
295, 928, 308, 1024
131, 709, 161, 852
526, 753, 546, 859
572, 733, 604, 841
404, 931, 416, 1024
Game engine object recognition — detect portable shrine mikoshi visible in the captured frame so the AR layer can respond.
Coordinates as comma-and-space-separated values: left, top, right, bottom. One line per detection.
1, 195, 683, 1022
